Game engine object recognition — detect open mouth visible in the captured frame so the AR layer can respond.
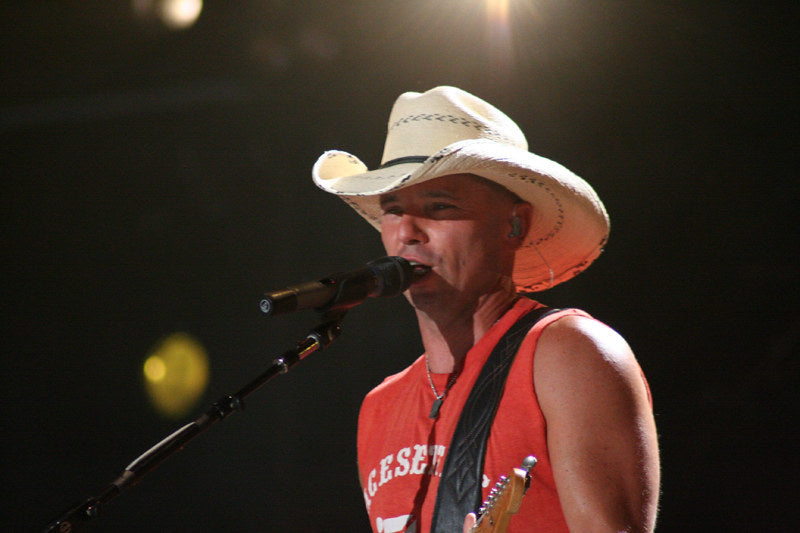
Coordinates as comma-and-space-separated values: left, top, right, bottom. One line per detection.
407, 261, 432, 281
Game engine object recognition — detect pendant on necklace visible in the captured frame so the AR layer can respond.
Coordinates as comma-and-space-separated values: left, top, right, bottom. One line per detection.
430, 397, 444, 419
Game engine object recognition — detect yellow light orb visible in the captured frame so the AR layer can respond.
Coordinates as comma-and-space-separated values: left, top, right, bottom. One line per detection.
143, 332, 210, 418
143, 355, 167, 382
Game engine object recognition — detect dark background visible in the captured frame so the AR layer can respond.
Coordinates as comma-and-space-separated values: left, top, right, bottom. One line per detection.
2, 1, 797, 531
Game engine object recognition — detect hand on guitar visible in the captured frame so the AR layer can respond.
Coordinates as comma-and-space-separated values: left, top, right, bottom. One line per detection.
462, 512, 478, 533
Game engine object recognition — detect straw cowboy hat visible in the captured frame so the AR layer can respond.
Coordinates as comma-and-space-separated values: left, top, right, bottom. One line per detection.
312, 86, 609, 291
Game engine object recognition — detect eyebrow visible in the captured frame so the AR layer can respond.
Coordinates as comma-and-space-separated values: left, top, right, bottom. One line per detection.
424, 190, 458, 199
379, 194, 397, 208
379, 189, 459, 207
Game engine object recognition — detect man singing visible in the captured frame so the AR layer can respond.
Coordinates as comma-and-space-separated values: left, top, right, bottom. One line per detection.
312, 86, 659, 532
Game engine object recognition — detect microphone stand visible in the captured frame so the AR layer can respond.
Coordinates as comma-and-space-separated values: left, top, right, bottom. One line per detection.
44, 309, 348, 533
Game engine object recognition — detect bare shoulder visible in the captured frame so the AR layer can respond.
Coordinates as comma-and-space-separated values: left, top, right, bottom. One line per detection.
533, 313, 650, 417
535, 314, 640, 382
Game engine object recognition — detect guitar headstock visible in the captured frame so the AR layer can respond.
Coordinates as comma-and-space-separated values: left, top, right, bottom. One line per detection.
470, 455, 536, 533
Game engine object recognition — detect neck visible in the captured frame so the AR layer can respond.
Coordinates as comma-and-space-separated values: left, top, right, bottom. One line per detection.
416, 277, 518, 374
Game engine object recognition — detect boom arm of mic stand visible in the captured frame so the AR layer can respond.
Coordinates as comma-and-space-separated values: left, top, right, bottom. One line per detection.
43, 310, 347, 533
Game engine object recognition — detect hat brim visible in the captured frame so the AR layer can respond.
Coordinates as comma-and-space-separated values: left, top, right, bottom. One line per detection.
313, 138, 609, 292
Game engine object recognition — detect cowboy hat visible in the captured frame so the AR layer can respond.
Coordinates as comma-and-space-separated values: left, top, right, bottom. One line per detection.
312, 86, 609, 291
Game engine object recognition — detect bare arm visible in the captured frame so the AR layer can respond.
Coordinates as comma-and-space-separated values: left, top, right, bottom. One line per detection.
534, 315, 660, 532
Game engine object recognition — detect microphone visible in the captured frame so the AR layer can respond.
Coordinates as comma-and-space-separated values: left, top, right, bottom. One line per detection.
259, 256, 429, 316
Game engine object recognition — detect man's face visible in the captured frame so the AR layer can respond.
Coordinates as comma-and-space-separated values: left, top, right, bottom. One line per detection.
378, 174, 518, 309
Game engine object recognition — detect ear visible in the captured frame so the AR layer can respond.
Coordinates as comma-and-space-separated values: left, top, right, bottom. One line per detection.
507, 202, 532, 248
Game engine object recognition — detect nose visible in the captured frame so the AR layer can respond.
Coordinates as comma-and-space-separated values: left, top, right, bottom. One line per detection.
395, 213, 429, 246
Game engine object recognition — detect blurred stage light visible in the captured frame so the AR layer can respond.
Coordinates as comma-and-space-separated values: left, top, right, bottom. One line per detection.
132, 0, 203, 31
486, 0, 510, 20
484, 0, 516, 80
143, 332, 209, 418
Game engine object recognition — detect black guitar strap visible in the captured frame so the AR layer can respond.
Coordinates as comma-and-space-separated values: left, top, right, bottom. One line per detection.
430, 305, 561, 533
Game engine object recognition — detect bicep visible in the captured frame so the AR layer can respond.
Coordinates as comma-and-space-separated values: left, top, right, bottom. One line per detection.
534, 316, 660, 532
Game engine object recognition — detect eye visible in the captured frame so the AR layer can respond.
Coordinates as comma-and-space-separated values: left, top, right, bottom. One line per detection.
426, 202, 459, 218
381, 204, 402, 216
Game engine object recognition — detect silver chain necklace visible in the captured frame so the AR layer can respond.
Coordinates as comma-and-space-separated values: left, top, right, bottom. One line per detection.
425, 355, 459, 419
421, 297, 518, 419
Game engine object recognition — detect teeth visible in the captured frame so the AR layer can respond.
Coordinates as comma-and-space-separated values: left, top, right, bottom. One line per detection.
408, 261, 431, 277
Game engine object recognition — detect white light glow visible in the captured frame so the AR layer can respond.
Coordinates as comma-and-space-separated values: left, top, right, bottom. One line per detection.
160, 0, 203, 30
133, 0, 203, 31
486, 0, 510, 21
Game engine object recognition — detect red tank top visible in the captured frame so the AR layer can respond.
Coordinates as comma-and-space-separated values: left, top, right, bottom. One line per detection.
357, 298, 589, 533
